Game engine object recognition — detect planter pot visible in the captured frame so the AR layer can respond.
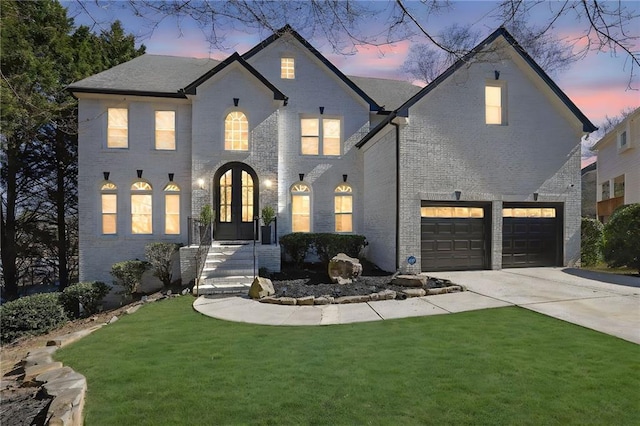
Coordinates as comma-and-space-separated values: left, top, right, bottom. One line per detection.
261, 225, 272, 245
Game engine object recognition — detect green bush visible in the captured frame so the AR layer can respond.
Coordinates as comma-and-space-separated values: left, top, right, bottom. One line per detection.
279, 233, 314, 266
603, 203, 640, 273
145, 243, 179, 287
0, 293, 68, 343
111, 260, 149, 295
60, 281, 111, 319
313, 233, 367, 263
581, 217, 603, 267
280, 233, 368, 266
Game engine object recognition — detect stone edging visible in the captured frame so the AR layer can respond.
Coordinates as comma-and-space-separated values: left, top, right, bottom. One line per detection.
258, 285, 465, 305
15, 290, 187, 425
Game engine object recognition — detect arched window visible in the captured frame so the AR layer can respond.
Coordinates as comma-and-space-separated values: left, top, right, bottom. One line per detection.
334, 184, 353, 232
164, 183, 180, 234
101, 182, 117, 234
291, 183, 311, 232
131, 181, 152, 234
224, 111, 248, 151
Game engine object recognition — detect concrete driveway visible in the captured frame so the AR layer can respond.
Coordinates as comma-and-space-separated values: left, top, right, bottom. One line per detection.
430, 268, 640, 345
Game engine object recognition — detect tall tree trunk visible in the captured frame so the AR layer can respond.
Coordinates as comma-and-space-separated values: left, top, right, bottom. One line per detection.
1, 143, 19, 300
56, 128, 68, 290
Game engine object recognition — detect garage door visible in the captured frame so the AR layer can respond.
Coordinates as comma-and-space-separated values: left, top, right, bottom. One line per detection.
420, 203, 490, 272
502, 204, 562, 268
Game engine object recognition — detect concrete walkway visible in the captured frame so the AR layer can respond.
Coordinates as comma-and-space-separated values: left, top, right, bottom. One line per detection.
193, 267, 640, 344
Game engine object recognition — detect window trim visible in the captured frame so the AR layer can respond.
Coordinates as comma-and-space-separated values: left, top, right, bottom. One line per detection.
300, 116, 342, 157
485, 80, 507, 126
617, 126, 631, 152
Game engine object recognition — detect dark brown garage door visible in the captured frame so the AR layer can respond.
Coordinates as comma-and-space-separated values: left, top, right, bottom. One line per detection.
420, 203, 490, 272
502, 204, 562, 268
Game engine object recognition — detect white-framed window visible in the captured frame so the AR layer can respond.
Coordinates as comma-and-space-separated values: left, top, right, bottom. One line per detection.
485, 82, 507, 125
281, 57, 295, 79
107, 108, 128, 148
601, 181, 610, 200
613, 175, 625, 198
291, 183, 311, 232
101, 182, 117, 234
300, 117, 341, 156
131, 181, 153, 234
164, 183, 180, 234
334, 184, 353, 232
155, 111, 176, 150
224, 111, 249, 151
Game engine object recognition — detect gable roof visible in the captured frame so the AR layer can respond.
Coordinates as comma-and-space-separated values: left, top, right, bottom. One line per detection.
183, 52, 287, 102
591, 106, 639, 150
357, 27, 597, 148
243, 25, 381, 112
68, 55, 221, 98
348, 76, 421, 112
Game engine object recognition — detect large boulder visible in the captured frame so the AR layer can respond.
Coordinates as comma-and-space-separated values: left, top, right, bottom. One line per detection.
328, 253, 363, 285
248, 277, 275, 299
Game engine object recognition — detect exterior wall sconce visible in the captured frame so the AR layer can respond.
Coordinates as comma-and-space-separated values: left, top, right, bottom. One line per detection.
168, 173, 174, 182
264, 179, 273, 188
103, 172, 110, 180
233, 98, 239, 107
137, 169, 143, 178
319, 106, 324, 115
455, 190, 462, 201
343, 174, 348, 182
197, 178, 205, 189
533, 192, 539, 201
299, 173, 305, 181
494, 70, 500, 80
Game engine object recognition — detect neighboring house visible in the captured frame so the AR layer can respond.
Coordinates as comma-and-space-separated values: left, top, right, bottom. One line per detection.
591, 107, 640, 223
581, 161, 597, 218
68, 26, 596, 284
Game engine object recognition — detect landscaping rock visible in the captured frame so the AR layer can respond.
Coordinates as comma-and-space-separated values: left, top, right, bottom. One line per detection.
377, 290, 396, 300
392, 275, 427, 287
125, 304, 142, 315
278, 297, 297, 305
335, 295, 370, 304
23, 363, 63, 383
248, 277, 275, 299
181, 288, 189, 296
328, 253, 363, 284
297, 296, 315, 305
402, 288, 427, 298
108, 316, 119, 324
258, 296, 280, 304
426, 286, 463, 295
314, 296, 332, 305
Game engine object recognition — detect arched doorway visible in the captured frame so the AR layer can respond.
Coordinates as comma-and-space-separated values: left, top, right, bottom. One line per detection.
213, 162, 258, 240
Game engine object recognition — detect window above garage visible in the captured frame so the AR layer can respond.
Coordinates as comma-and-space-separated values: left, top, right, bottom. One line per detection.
502, 207, 556, 218
421, 206, 484, 218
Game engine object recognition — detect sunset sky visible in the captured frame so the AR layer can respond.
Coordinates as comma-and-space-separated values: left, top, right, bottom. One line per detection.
66, 1, 639, 166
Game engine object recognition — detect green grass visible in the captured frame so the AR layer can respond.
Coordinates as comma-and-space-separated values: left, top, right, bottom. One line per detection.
56, 297, 640, 425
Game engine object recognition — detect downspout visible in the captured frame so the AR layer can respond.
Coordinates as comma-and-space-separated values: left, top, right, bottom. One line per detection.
391, 121, 401, 271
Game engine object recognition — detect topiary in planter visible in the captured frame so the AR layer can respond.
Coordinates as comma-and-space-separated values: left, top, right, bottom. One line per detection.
603, 203, 640, 273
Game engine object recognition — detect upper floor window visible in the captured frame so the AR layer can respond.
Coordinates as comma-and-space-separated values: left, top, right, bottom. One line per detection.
107, 108, 128, 148
224, 111, 249, 151
131, 181, 152, 234
334, 184, 353, 232
291, 183, 311, 232
485, 82, 506, 125
155, 111, 176, 150
164, 183, 180, 234
613, 175, 625, 198
601, 181, 610, 200
101, 182, 117, 234
301, 117, 341, 156
281, 58, 295, 79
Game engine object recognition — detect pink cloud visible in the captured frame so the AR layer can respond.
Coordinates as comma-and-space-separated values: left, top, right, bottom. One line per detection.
566, 87, 640, 124
326, 40, 412, 79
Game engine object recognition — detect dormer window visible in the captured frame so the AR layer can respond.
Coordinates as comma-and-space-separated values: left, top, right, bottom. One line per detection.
281, 58, 295, 79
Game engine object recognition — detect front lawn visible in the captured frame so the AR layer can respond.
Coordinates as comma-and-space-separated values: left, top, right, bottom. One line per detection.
56, 297, 640, 425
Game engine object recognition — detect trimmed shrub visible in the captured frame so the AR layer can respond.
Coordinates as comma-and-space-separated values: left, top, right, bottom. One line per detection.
581, 217, 603, 267
603, 203, 640, 273
280, 233, 368, 266
313, 233, 367, 263
280, 233, 314, 266
111, 260, 149, 295
0, 293, 68, 343
60, 281, 111, 318
145, 242, 180, 287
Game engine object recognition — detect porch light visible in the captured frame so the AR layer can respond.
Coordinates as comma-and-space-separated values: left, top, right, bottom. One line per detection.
455, 190, 461, 201
264, 179, 273, 188
494, 70, 500, 80
103, 172, 110, 180
343, 174, 348, 182
197, 178, 205, 189
168, 173, 174, 182
319, 106, 324, 115
533, 192, 539, 201
299, 173, 304, 181
137, 170, 143, 178
233, 98, 239, 107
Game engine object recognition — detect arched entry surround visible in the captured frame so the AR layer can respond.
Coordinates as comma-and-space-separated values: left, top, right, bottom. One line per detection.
213, 162, 259, 240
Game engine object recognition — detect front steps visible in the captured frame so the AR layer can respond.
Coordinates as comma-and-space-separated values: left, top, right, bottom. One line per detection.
193, 242, 257, 295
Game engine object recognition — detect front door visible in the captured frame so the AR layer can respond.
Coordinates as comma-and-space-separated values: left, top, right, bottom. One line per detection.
214, 163, 258, 240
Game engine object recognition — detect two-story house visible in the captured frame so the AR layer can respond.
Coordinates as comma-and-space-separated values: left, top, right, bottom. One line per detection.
69, 26, 596, 285
591, 107, 640, 223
